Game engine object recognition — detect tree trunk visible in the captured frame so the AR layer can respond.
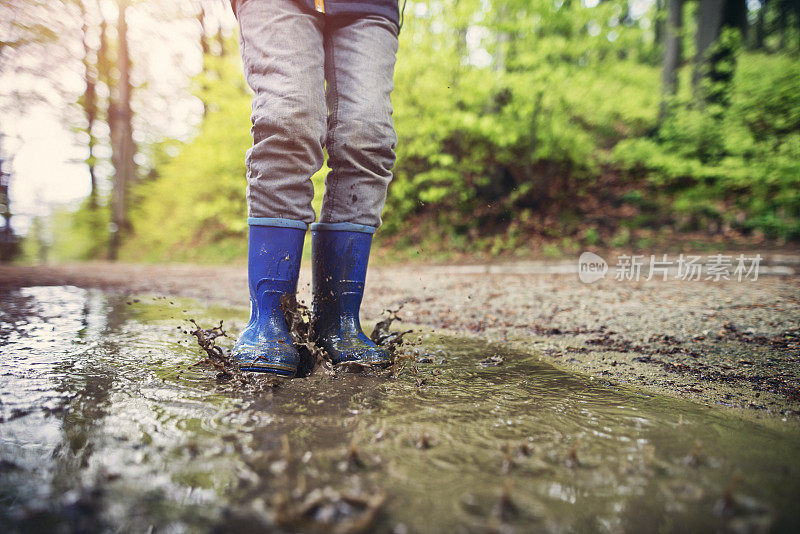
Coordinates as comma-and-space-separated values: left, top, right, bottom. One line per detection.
776, 0, 794, 50
216, 23, 226, 57
659, 0, 683, 124
754, 0, 767, 49
78, 0, 98, 209
655, 0, 665, 50
692, 0, 746, 104
492, 3, 509, 73
108, 0, 136, 261
692, 0, 725, 91
0, 156, 12, 262
198, 4, 210, 57
198, 3, 210, 116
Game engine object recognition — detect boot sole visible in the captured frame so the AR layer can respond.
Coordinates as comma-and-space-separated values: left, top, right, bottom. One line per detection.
239, 363, 297, 377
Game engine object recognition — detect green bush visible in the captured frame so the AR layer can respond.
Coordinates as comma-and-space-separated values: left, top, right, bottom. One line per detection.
49, 1, 799, 262
48, 199, 109, 262
613, 52, 800, 239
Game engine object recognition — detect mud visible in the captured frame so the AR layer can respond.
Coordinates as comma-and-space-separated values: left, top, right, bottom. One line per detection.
2, 286, 800, 532
0, 260, 798, 422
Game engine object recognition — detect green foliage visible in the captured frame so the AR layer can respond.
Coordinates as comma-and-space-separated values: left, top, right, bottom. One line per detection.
49, 1, 798, 263
387, 0, 658, 237
19, 216, 48, 263
121, 53, 252, 262
47, 199, 109, 262
613, 52, 800, 239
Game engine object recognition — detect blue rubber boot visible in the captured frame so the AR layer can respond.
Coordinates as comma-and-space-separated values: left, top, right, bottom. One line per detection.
233, 219, 306, 376
311, 223, 392, 366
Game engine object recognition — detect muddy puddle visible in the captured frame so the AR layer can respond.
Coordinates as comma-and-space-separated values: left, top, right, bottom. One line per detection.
1, 286, 799, 533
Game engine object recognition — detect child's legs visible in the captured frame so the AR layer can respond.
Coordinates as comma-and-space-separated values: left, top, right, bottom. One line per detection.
322, 16, 399, 229
237, 0, 326, 224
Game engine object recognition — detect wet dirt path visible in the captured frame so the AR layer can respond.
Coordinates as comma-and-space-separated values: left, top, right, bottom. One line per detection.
1, 286, 799, 532
1, 259, 798, 422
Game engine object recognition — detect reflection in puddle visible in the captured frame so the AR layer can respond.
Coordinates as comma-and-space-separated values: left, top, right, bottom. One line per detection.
1, 286, 798, 532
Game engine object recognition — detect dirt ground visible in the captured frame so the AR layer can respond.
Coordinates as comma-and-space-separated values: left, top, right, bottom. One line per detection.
2, 254, 799, 424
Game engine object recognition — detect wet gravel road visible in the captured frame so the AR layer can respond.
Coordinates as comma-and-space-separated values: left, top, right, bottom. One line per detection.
2, 256, 798, 423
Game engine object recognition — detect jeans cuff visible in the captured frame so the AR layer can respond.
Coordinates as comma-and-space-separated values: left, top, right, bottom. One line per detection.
248, 217, 308, 230
310, 222, 376, 234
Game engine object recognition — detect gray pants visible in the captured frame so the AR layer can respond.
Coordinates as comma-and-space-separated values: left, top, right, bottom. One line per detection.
236, 0, 399, 229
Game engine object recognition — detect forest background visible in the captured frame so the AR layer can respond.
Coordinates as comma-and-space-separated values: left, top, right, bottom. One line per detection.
1, 0, 799, 264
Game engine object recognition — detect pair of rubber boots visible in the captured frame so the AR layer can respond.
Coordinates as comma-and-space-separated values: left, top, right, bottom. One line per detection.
232, 219, 390, 377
